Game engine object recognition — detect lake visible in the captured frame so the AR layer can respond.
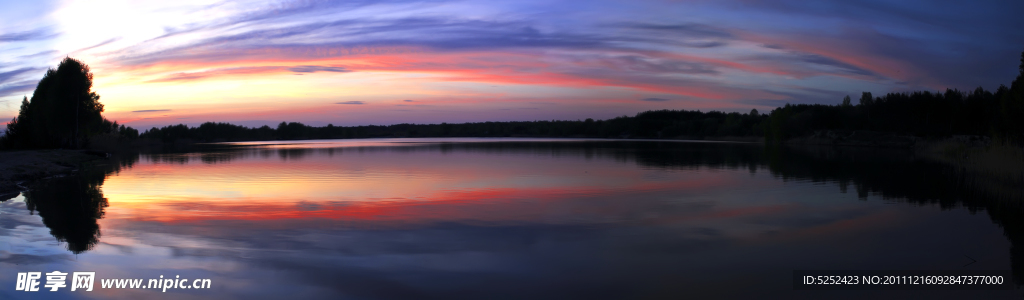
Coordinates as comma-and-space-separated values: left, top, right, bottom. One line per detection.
2, 138, 1022, 299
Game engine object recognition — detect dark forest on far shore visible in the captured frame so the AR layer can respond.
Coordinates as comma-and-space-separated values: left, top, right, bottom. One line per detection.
137, 110, 767, 143
3, 50, 1024, 150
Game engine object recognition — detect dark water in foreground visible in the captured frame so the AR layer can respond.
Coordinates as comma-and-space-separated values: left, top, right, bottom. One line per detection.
1, 138, 1022, 299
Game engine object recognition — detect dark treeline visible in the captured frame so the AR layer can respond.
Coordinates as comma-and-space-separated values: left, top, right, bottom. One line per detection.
765, 88, 1021, 143
138, 110, 768, 143
767, 50, 1024, 144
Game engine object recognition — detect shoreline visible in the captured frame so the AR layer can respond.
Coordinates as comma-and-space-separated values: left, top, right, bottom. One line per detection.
0, 150, 107, 201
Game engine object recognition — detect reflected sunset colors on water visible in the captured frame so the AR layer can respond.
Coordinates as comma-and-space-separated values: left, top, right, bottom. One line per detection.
1, 139, 1020, 299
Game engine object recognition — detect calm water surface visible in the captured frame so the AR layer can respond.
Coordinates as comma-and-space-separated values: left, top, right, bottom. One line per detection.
1, 138, 1021, 299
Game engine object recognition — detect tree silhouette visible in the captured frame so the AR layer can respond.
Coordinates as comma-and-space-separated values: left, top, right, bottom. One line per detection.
858, 92, 873, 106
3, 97, 31, 145
1001, 49, 1024, 142
4, 57, 105, 149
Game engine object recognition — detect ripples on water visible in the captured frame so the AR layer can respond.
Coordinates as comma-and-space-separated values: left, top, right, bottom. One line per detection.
1, 138, 1021, 299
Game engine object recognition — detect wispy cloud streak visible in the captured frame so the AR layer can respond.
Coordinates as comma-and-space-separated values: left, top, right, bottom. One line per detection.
288, 65, 350, 73
0, 28, 59, 42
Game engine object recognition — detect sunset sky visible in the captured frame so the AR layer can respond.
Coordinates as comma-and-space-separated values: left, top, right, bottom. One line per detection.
1, 0, 1022, 129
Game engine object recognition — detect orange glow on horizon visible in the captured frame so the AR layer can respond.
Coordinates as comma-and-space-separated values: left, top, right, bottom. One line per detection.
89, 49, 775, 124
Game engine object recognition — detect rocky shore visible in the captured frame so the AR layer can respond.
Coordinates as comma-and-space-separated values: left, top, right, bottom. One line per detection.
0, 150, 106, 201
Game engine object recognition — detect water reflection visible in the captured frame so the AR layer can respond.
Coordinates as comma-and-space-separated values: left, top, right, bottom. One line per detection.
11, 154, 137, 254
2, 139, 1021, 299
765, 145, 1024, 284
